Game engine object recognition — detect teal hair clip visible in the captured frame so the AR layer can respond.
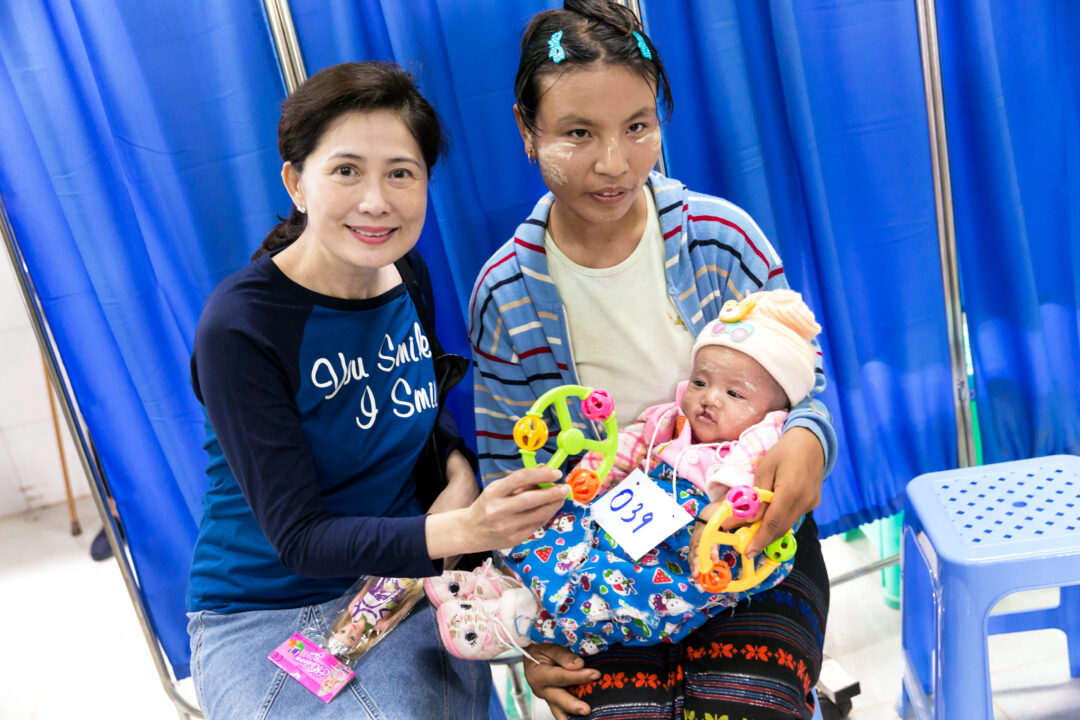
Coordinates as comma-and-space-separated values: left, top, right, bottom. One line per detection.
633, 31, 652, 60
548, 30, 565, 63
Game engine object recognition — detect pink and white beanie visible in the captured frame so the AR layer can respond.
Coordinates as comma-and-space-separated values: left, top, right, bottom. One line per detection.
690, 289, 822, 407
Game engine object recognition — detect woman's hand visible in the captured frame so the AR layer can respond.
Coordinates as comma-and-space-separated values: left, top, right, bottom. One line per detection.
744, 427, 824, 557
522, 643, 598, 720
426, 450, 480, 569
465, 467, 569, 548
425, 467, 568, 558
426, 450, 481, 515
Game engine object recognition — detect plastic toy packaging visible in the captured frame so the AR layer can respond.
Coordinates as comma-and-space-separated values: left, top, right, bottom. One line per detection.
321, 575, 425, 662
269, 575, 424, 702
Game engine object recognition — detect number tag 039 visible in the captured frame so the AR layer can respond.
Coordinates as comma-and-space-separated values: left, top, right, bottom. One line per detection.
591, 469, 693, 561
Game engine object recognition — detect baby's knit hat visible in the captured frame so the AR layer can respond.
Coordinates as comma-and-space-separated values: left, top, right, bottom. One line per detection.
690, 289, 821, 406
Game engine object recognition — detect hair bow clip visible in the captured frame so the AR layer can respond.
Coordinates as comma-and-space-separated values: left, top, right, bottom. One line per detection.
633, 31, 652, 60
548, 30, 566, 64
718, 296, 757, 323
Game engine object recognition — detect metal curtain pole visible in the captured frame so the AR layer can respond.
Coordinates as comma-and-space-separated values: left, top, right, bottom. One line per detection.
915, 0, 976, 468
41, 351, 81, 536
262, 0, 307, 94
0, 198, 202, 719
616, 0, 668, 176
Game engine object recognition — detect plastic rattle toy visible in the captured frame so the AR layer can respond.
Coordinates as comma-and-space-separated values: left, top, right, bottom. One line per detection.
695, 484, 797, 594
513, 385, 618, 503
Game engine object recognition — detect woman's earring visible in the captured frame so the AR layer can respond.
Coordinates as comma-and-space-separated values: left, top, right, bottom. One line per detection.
297, 205, 306, 213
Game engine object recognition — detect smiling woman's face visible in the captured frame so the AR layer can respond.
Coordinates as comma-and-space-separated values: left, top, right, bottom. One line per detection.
284, 109, 428, 279
521, 62, 662, 236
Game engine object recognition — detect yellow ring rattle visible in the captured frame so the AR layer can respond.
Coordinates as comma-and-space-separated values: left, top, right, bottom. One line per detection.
695, 485, 797, 593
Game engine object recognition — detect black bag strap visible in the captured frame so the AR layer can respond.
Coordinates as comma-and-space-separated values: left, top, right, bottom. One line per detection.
394, 254, 468, 402
395, 253, 445, 357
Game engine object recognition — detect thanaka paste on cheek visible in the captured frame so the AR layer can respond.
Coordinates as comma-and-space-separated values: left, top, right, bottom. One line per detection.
635, 128, 663, 155
538, 142, 574, 186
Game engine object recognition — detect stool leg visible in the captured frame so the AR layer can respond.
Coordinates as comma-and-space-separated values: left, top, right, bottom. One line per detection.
901, 524, 933, 695
936, 576, 993, 720
1062, 584, 1080, 677
895, 688, 910, 719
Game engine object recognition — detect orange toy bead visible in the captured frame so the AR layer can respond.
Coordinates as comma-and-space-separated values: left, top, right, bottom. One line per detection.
566, 468, 601, 503
513, 415, 548, 452
696, 562, 732, 593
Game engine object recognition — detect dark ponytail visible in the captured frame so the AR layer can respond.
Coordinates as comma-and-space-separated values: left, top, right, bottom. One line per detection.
515, 0, 673, 134
253, 62, 447, 260
257, 208, 308, 259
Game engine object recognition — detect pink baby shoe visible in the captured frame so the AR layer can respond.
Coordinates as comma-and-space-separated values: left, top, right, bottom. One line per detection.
423, 558, 523, 608
435, 587, 538, 661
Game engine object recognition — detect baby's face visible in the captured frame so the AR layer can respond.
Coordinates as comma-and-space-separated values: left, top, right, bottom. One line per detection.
681, 346, 787, 444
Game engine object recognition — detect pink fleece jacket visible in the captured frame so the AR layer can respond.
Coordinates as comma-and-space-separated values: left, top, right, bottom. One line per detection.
578, 381, 787, 501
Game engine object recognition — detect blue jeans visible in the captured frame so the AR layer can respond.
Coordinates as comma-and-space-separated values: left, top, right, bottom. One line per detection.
188, 594, 491, 719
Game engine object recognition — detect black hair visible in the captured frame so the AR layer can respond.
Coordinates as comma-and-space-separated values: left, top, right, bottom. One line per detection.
514, 0, 673, 134
254, 62, 447, 260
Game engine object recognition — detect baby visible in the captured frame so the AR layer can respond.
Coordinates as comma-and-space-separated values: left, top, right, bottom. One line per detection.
428, 289, 821, 659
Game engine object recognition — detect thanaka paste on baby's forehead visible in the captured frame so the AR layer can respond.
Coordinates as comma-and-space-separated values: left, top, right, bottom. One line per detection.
696, 350, 771, 391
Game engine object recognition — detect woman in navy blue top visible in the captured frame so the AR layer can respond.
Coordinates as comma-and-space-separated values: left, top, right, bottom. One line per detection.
186, 62, 567, 720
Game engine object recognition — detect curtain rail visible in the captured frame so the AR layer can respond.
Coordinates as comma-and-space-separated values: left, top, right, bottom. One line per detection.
915, 0, 975, 468
262, 0, 307, 95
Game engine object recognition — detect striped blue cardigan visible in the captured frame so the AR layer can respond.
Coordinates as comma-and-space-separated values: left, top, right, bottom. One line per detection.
468, 172, 835, 484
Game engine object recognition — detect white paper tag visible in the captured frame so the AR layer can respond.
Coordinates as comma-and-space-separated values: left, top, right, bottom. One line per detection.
591, 469, 694, 561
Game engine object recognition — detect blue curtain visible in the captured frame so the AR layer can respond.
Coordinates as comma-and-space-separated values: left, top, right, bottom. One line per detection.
643, 0, 956, 536
936, 0, 1080, 462
0, 1, 286, 677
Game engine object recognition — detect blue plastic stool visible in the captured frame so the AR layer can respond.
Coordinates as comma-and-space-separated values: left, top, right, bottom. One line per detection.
898, 455, 1080, 719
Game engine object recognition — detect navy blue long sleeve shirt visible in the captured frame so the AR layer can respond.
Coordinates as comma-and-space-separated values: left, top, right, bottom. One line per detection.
187, 249, 465, 613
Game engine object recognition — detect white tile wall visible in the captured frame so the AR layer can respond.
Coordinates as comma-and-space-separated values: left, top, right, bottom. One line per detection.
0, 250, 89, 520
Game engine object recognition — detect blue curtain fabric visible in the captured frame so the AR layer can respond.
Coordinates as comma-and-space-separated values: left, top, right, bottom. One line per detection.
936, 0, 1080, 462
644, 0, 955, 535
0, 1, 286, 677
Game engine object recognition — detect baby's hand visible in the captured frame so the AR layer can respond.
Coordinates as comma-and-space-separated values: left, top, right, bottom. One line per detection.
688, 500, 724, 576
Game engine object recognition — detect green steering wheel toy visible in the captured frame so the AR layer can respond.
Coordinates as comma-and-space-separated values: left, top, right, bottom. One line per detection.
513, 384, 619, 503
